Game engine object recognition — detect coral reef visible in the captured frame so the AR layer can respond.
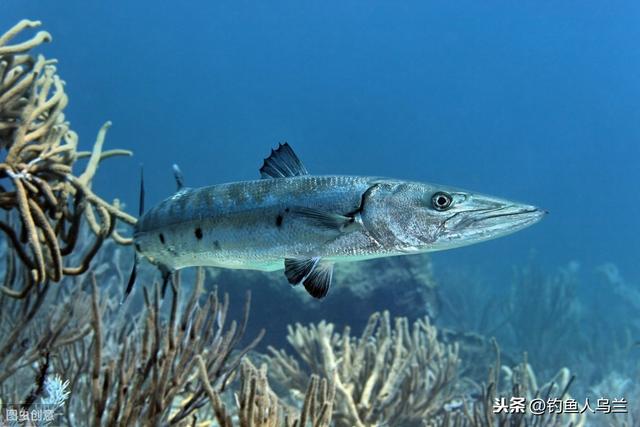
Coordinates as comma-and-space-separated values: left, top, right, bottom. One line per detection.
0, 20, 135, 423
1, 225, 333, 427
502, 262, 586, 374
439, 260, 610, 392
198, 359, 335, 426
0, 19, 134, 288
267, 311, 460, 427
0, 19, 239, 427
50, 268, 265, 426
266, 312, 592, 427
434, 350, 585, 427
206, 254, 440, 353
0, 19, 338, 427
0, 244, 94, 398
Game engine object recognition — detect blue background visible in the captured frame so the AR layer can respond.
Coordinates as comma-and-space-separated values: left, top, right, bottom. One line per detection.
3, 1, 639, 282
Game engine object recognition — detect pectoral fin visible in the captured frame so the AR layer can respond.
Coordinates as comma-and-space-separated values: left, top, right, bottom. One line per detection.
284, 257, 334, 299
291, 207, 361, 232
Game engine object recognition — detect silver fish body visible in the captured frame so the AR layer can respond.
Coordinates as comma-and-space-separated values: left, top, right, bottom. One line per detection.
132, 143, 546, 299
135, 175, 392, 271
135, 175, 544, 269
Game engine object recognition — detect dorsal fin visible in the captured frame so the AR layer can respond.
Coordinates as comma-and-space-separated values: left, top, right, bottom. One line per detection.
260, 143, 309, 179
172, 164, 185, 191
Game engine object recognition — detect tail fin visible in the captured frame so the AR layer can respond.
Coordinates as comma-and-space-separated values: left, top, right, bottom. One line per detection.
122, 166, 144, 303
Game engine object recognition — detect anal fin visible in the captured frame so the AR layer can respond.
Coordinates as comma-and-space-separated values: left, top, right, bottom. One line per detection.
284, 257, 334, 299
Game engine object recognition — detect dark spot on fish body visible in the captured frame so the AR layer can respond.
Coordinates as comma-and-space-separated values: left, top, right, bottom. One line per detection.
135, 243, 142, 252
276, 214, 283, 227
195, 227, 203, 240
159, 233, 165, 244
213, 240, 221, 250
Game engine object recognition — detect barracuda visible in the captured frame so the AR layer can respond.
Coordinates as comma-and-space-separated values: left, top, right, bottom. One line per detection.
132, 144, 546, 299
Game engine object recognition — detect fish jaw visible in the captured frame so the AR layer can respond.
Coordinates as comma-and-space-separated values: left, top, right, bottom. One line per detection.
427, 196, 547, 251
353, 180, 546, 254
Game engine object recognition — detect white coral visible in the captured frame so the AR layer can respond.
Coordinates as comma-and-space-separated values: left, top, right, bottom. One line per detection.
38, 374, 70, 426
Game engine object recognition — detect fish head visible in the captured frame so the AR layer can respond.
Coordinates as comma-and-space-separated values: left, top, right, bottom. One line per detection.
361, 180, 546, 252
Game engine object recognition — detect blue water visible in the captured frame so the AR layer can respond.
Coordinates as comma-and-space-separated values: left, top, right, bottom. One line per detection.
3, 1, 639, 280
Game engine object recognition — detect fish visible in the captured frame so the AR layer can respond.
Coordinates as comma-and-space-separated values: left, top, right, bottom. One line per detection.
130, 143, 546, 299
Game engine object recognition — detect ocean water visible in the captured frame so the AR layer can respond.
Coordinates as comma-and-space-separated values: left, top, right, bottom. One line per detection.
5, 1, 640, 280
1, 1, 639, 426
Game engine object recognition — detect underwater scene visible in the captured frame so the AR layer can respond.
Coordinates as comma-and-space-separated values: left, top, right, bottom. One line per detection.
1, 1, 639, 426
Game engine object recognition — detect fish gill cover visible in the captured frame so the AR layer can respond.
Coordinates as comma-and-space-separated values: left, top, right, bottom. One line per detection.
0, 2, 639, 427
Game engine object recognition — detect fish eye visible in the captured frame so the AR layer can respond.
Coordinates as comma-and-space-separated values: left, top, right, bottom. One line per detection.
432, 192, 453, 211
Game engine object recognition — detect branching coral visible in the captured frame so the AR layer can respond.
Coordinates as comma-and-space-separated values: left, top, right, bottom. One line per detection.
0, 19, 338, 427
0, 20, 134, 290
0, 242, 92, 392
49, 268, 264, 426
433, 340, 585, 427
268, 311, 460, 427
206, 254, 441, 358
197, 358, 335, 427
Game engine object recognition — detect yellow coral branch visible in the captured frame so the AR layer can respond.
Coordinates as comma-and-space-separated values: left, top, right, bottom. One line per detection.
0, 20, 51, 53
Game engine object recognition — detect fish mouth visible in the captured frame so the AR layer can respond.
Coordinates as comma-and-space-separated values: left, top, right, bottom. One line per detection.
443, 204, 547, 243
468, 205, 546, 226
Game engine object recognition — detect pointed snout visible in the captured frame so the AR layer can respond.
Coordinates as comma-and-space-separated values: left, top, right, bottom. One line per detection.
466, 202, 547, 229
440, 194, 547, 247
452, 196, 547, 240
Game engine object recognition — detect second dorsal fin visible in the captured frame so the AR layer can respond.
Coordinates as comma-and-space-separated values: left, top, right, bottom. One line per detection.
260, 143, 309, 179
